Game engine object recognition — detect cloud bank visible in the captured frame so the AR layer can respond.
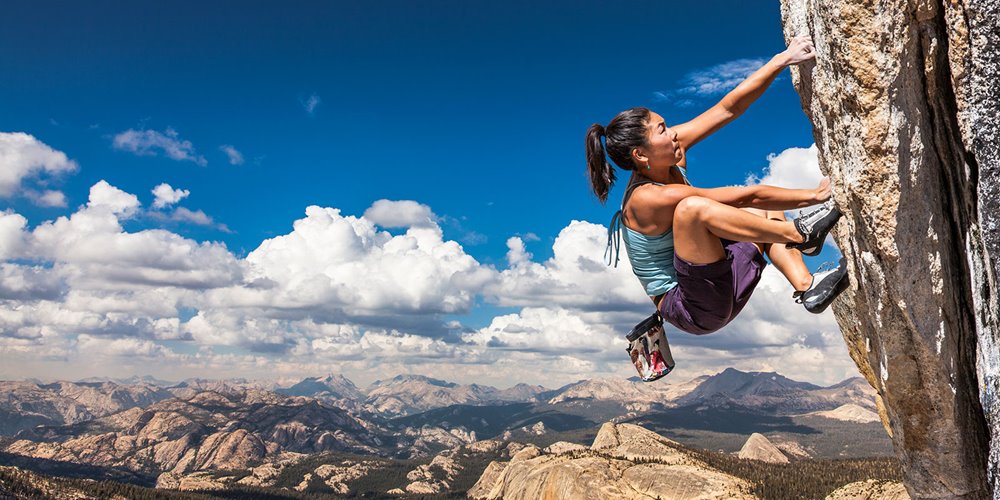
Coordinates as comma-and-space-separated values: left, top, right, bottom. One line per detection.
0, 140, 857, 387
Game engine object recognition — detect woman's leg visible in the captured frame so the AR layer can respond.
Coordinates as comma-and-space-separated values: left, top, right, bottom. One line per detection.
739, 207, 768, 255
672, 196, 803, 265
762, 210, 813, 292
735, 208, 812, 292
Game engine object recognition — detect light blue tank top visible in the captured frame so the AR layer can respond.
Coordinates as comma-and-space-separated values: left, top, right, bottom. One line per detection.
605, 167, 691, 296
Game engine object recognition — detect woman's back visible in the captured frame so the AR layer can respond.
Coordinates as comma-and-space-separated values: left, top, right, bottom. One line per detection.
614, 167, 692, 297
620, 166, 692, 237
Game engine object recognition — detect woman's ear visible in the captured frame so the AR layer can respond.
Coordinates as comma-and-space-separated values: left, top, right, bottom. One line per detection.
630, 147, 647, 165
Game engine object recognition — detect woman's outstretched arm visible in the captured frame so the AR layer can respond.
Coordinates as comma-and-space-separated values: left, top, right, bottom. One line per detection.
643, 177, 831, 212
673, 35, 816, 151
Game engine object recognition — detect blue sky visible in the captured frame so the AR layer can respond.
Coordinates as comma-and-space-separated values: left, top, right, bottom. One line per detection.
0, 2, 851, 387
1, 1, 813, 259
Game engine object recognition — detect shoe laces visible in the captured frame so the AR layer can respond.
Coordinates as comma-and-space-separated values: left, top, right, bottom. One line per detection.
797, 200, 833, 219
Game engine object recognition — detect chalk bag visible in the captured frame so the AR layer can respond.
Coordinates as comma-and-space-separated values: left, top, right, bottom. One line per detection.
626, 312, 676, 382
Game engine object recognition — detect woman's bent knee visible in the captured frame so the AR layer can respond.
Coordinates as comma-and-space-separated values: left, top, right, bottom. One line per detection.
674, 196, 713, 224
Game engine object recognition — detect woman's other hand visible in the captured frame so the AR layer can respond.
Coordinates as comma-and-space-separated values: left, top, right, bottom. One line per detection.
813, 177, 832, 202
782, 35, 816, 66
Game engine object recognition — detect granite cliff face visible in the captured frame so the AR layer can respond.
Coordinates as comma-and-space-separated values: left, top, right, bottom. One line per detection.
780, 0, 999, 497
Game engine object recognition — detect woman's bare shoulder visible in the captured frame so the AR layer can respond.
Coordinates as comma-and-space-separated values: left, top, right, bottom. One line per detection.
631, 182, 697, 209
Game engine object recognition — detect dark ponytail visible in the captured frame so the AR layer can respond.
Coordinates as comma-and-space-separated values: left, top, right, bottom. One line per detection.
584, 107, 651, 204
586, 124, 615, 204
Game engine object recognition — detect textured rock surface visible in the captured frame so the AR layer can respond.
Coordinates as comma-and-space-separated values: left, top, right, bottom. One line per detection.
544, 441, 587, 454
0, 380, 171, 435
314, 460, 384, 494
780, 0, 999, 497
404, 448, 463, 494
468, 461, 508, 498
470, 422, 752, 499
5, 389, 380, 475
738, 433, 789, 464
826, 479, 911, 500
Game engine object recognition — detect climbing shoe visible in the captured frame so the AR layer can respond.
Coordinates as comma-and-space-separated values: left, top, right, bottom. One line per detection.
786, 200, 842, 256
793, 257, 850, 314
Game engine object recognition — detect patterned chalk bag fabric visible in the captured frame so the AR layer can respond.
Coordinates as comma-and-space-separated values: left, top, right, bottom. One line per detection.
626, 313, 676, 382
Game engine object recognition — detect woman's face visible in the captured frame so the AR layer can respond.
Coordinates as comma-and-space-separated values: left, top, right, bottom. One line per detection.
639, 111, 682, 168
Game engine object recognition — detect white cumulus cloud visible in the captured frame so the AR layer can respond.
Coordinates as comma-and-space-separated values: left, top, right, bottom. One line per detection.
87, 180, 141, 217
151, 183, 190, 209
0, 211, 29, 260
238, 205, 493, 318
505, 236, 532, 267
464, 306, 619, 357
76, 334, 178, 360
488, 220, 649, 312
26, 190, 68, 208
0, 132, 78, 199
747, 144, 821, 190
31, 181, 243, 289
363, 199, 437, 228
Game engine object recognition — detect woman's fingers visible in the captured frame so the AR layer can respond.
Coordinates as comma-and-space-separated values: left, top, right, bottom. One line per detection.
782, 35, 817, 65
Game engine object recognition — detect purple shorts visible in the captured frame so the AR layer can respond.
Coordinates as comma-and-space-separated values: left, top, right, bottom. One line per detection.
658, 240, 767, 335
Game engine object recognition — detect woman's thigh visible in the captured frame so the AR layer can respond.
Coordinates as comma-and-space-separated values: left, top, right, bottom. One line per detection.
671, 197, 727, 264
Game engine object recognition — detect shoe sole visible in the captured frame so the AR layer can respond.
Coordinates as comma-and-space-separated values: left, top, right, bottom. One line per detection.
805, 270, 850, 314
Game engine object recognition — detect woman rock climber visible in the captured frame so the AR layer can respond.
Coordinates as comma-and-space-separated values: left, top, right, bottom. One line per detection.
585, 35, 849, 336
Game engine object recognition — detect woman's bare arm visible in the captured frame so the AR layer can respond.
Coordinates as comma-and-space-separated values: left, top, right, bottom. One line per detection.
673, 35, 816, 151
647, 177, 831, 212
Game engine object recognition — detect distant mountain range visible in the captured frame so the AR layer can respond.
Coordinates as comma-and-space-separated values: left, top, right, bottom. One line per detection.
0, 368, 888, 494
1, 369, 877, 437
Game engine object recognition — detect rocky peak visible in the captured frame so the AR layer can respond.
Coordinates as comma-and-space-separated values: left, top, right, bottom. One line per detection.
370, 374, 457, 389
810, 403, 881, 424
679, 368, 818, 401
364, 375, 501, 416
279, 374, 365, 400
470, 422, 752, 499
737, 433, 789, 464
545, 376, 697, 405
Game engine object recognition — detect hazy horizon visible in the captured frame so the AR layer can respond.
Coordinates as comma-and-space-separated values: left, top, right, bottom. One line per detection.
2, 365, 867, 393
